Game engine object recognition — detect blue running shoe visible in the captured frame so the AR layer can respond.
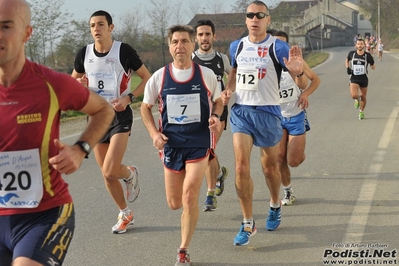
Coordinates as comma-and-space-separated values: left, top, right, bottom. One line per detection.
203, 193, 217, 212
266, 207, 281, 231
233, 221, 257, 246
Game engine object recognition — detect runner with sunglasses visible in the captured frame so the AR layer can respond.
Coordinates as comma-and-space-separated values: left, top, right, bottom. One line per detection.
221, 0, 304, 246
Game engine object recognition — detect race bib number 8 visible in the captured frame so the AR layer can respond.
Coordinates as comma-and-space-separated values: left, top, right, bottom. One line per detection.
0, 149, 43, 208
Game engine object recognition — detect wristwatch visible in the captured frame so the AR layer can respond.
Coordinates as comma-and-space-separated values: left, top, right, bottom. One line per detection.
74, 141, 91, 158
211, 113, 220, 120
128, 93, 136, 103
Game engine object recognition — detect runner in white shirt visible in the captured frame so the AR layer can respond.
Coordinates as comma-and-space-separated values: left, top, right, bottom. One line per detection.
273, 31, 320, 206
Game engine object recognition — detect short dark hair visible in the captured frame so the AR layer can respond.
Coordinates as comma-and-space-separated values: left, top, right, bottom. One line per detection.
356, 38, 365, 44
273, 30, 289, 43
90, 10, 113, 25
267, 29, 277, 35
248, 0, 269, 12
195, 20, 215, 35
168, 25, 195, 44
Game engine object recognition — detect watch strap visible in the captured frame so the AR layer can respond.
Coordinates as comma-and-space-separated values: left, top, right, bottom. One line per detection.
74, 141, 91, 159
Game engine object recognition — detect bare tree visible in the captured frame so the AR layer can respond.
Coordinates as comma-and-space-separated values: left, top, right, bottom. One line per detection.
147, 0, 173, 66
27, 0, 70, 67
53, 19, 92, 73
206, 0, 226, 14
230, 0, 252, 12
359, 0, 399, 48
170, 0, 185, 25
114, 10, 145, 49
187, 1, 206, 18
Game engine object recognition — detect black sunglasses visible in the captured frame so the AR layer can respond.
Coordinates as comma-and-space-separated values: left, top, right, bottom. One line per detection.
246, 12, 269, 19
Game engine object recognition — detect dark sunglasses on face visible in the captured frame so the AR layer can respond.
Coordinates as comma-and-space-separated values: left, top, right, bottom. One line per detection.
246, 12, 269, 19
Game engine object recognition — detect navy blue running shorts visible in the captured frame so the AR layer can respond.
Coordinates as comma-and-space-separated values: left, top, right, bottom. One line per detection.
160, 147, 215, 172
0, 203, 75, 265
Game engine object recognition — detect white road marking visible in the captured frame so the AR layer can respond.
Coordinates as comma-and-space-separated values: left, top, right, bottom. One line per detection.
342, 107, 399, 243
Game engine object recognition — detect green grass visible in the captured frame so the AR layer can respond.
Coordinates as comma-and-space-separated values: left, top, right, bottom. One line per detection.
61, 110, 85, 122
304, 52, 329, 68
130, 75, 143, 101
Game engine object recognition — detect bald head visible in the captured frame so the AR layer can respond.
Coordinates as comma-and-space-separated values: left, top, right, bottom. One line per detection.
0, 0, 33, 74
0, 0, 31, 26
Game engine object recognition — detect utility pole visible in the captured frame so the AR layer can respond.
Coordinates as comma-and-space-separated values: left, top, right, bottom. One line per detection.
377, 0, 381, 39
320, 14, 324, 51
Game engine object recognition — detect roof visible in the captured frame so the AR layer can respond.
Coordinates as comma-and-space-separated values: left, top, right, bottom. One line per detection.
273, 0, 320, 15
187, 13, 245, 28
187, 13, 247, 41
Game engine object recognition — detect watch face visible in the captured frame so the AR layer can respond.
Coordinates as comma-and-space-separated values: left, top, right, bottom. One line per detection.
83, 143, 90, 151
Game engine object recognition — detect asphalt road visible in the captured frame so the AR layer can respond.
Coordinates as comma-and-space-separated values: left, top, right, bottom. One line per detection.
61, 47, 399, 266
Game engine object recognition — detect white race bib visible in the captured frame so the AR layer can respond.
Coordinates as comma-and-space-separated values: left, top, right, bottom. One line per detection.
353, 65, 365, 75
0, 149, 43, 208
166, 94, 201, 124
236, 68, 260, 91
279, 85, 300, 103
88, 70, 117, 102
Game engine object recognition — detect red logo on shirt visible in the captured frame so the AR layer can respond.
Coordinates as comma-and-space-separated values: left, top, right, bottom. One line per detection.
258, 68, 267, 79
257, 46, 268, 57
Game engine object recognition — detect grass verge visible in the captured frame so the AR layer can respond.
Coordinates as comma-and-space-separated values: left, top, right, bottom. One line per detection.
304, 51, 329, 68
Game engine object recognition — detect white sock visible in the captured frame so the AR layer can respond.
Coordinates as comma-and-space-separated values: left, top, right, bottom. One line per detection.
282, 184, 292, 191
243, 218, 253, 228
120, 207, 130, 216
270, 202, 280, 209
124, 168, 134, 181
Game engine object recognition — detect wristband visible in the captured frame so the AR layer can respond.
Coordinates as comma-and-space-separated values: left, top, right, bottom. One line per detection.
296, 71, 304, 77
211, 113, 220, 120
128, 93, 135, 103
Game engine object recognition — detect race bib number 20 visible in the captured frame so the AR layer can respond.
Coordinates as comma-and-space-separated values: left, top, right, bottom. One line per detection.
0, 149, 43, 208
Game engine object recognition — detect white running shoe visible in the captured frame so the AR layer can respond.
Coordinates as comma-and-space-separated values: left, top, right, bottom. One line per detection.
112, 211, 134, 234
281, 188, 296, 206
125, 166, 140, 203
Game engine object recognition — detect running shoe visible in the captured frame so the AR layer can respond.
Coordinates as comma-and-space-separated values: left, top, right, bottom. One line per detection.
215, 166, 228, 196
125, 166, 140, 203
233, 221, 257, 246
112, 211, 134, 234
175, 248, 190, 266
266, 206, 281, 231
203, 193, 217, 212
354, 99, 359, 109
281, 189, 296, 206
359, 111, 364, 120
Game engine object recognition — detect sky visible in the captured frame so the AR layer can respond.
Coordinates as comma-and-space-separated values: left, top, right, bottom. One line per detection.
60, 0, 289, 23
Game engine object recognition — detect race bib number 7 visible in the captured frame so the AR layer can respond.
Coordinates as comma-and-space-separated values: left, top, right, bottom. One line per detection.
166, 93, 201, 124
0, 149, 43, 208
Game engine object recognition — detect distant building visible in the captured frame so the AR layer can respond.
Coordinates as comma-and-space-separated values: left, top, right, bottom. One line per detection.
188, 0, 374, 52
